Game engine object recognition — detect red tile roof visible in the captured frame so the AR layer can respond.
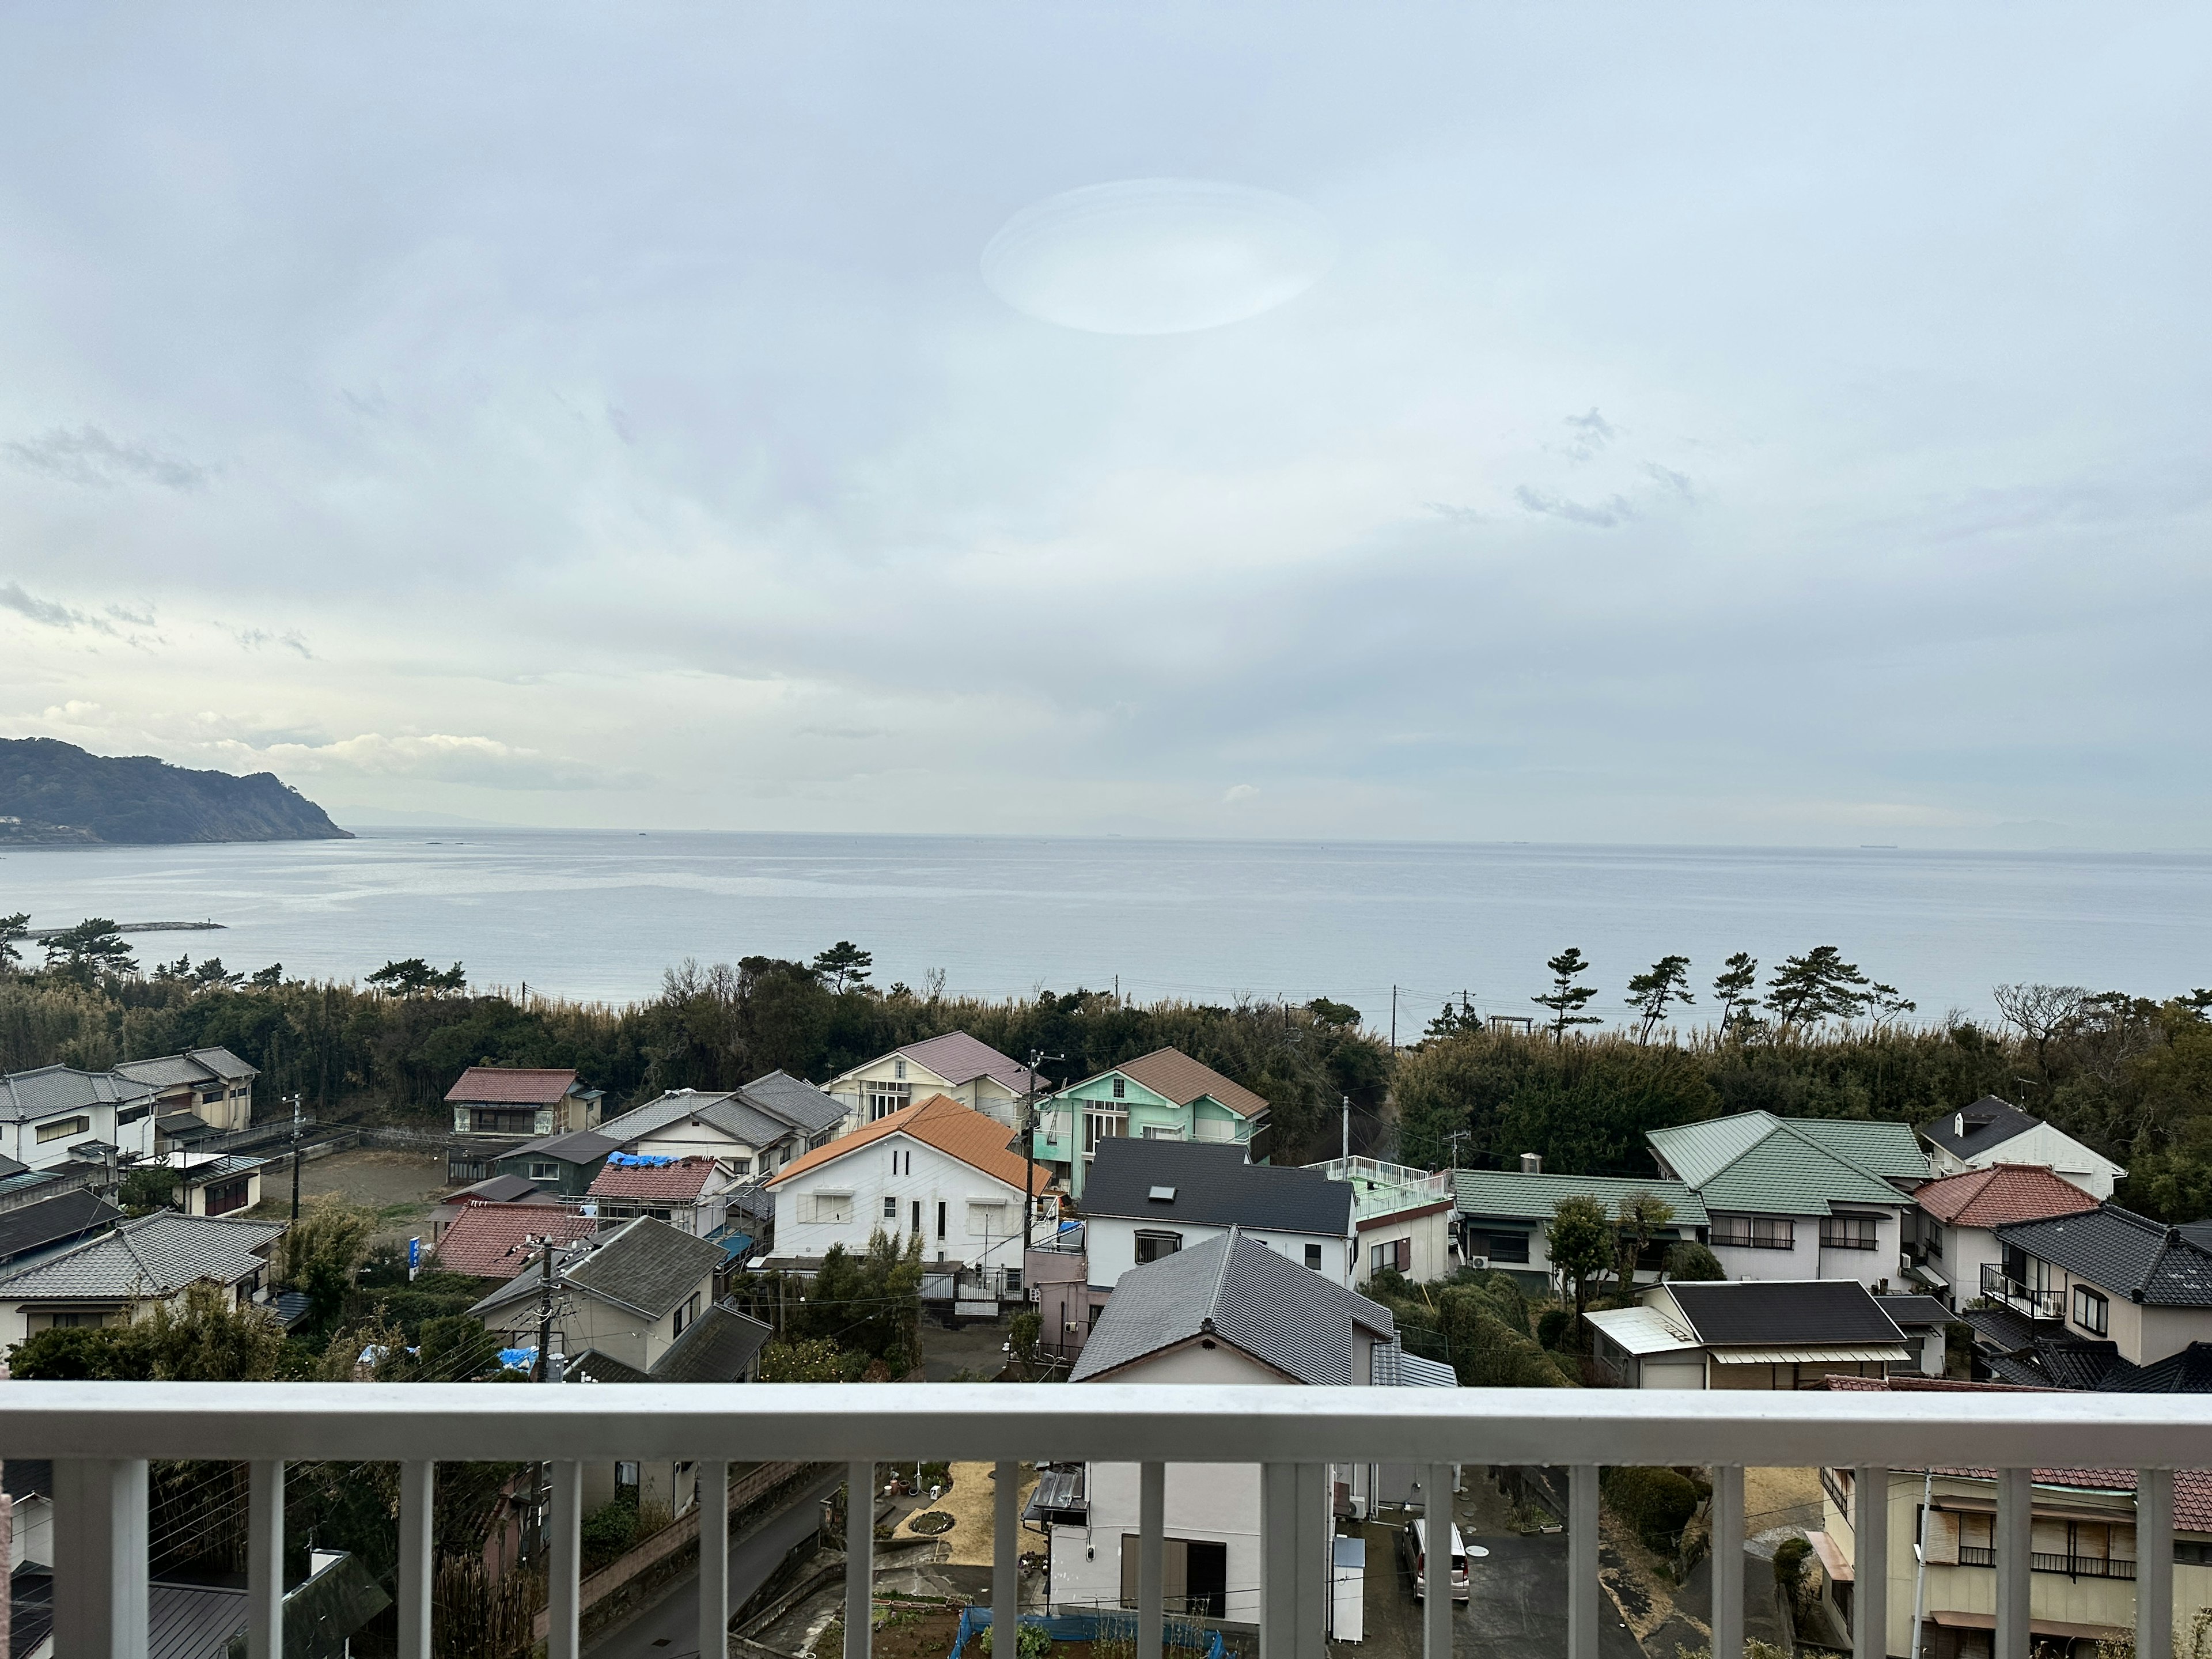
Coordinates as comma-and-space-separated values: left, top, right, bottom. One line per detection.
1915, 1163, 2101, 1228
589, 1157, 717, 1203
432, 1204, 594, 1278
444, 1067, 580, 1105
765, 1093, 1055, 1197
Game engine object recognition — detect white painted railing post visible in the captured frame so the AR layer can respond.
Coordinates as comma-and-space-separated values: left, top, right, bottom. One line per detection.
1710, 1466, 1744, 1659
548, 1461, 582, 1659
398, 1461, 434, 1659
700, 1461, 731, 1659
52, 1457, 149, 1659
993, 1460, 1020, 1642
846, 1461, 874, 1659
1996, 1467, 2031, 1659
1853, 1466, 1887, 1659
1260, 1463, 1325, 1659
1138, 1462, 1165, 1659
1423, 1462, 1452, 1659
1568, 1465, 1600, 1659
2139, 1467, 2173, 1659
247, 1460, 283, 1659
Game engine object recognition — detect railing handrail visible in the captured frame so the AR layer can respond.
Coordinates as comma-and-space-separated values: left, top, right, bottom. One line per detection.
4, 1381, 2211, 1468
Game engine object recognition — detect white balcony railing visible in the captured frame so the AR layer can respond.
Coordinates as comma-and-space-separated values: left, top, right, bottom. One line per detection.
2, 1383, 2207, 1659
1981, 1262, 2067, 1319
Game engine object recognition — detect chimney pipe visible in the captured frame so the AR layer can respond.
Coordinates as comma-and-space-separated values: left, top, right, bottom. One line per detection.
1520, 1152, 1543, 1176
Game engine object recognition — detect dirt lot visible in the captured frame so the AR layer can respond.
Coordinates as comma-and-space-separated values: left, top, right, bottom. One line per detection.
901, 1463, 1046, 1567
922, 1316, 1017, 1381
251, 1149, 448, 1245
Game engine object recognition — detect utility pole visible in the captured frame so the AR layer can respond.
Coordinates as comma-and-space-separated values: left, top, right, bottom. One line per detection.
532, 1234, 559, 1382
288, 1092, 303, 1222
1390, 986, 1397, 1052
1341, 1095, 1350, 1164
1022, 1050, 1064, 1262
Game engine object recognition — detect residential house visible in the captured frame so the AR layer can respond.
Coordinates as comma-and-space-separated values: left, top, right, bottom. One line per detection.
491, 1131, 618, 1197
0, 1191, 120, 1274
599, 1088, 818, 1180
586, 1154, 738, 1237
1874, 1292, 1953, 1376
1921, 1096, 2126, 1200
819, 1032, 1043, 1135
0, 1066, 160, 1171
1031, 1139, 1355, 1362
1583, 1278, 1913, 1390
428, 1174, 574, 1245
468, 1216, 725, 1376
1305, 1157, 1459, 1288
432, 1203, 596, 1281
445, 1067, 604, 1180
1971, 1204, 2212, 1389
566, 1300, 775, 1513
1646, 1112, 1927, 1290
0, 1212, 286, 1346
1821, 1377, 2212, 1659
739, 1070, 847, 1150
1450, 1164, 1709, 1294
111, 1047, 258, 1135
1050, 1229, 1452, 1624
140, 1151, 266, 1217
1907, 1163, 2100, 1310
1033, 1049, 1270, 1202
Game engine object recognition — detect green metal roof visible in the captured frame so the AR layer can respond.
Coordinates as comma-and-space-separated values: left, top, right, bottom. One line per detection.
1790, 1118, 1929, 1181
1452, 1169, 1708, 1226
1647, 1112, 1921, 1216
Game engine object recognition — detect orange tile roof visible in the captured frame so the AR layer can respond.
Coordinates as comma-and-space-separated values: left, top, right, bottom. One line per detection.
432, 1203, 595, 1278
589, 1157, 716, 1202
1113, 1048, 1269, 1119
764, 1094, 1055, 1197
444, 1066, 580, 1105
1915, 1163, 2101, 1228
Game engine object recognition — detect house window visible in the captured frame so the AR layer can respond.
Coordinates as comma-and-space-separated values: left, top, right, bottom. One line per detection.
893, 1058, 907, 1081
884, 1196, 898, 1220
1135, 1230, 1182, 1264
529, 1161, 560, 1181
2074, 1285, 2110, 1336
1485, 1232, 1531, 1264
1957, 1511, 1997, 1566
730, 1157, 752, 1175
1112, 1077, 1125, 1100
1304, 1242, 1323, 1271
810, 1194, 853, 1224
1142, 1126, 1182, 1141
1371, 1239, 1414, 1272
36, 1115, 92, 1144
1819, 1215, 1880, 1251
1084, 1112, 1127, 1156
1711, 1215, 1796, 1249
869, 1082, 911, 1121
674, 1292, 700, 1336
204, 1177, 251, 1216
967, 1200, 1007, 1237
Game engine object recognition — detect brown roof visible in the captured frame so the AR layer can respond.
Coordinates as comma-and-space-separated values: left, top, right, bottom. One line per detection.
894, 1032, 1040, 1095
589, 1157, 716, 1203
764, 1093, 1055, 1198
444, 1067, 581, 1106
1915, 1163, 2101, 1228
1113, 1048, 1268, 1119
433, 1204, 595, 1278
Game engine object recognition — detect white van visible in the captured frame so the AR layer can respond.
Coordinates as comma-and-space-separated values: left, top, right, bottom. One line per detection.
1401, 1518, 1471, 1602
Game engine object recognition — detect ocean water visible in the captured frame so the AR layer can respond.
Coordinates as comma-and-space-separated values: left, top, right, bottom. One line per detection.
0, 831, 2206, 1024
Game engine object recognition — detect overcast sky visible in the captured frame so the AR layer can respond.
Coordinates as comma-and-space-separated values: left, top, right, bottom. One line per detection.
2, 5, 2207, 847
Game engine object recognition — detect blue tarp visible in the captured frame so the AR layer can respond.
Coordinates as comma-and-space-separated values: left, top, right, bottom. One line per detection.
604, 1152, 676, 1168
946, 1607, 1226, 1659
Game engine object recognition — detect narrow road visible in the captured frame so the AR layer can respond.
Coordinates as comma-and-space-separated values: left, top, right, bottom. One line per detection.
588, 1466, 849, 1659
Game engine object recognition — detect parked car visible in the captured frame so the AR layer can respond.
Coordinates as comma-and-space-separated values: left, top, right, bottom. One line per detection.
1399, 1517, 1471, 1602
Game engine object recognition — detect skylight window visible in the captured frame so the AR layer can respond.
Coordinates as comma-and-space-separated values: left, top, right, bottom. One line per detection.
1148, 1185, 1177, 1203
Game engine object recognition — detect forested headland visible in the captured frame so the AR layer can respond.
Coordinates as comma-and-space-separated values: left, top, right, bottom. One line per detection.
2, 922, 2209, 1215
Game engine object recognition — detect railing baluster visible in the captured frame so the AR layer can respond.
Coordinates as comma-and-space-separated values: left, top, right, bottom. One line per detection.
1138, 1462, 1165, 1659
1296, 1463, 1327, 1658
700, 1461, 731, 1659
1568, 1465, 1600, 1659
1262, 1463, 1295, 1659
1423, 1462, 1452, 1659
1853, 1465, 1887, 1659
399, 1461, 434, 1659
2138, 1467, 2173, 1659
247, 1460, 283, 1659
993, 1460, 1020, 1645
53, 1457, 149, 1659
548, 1461, 583, 1659
1710, 1466, 1744, 1659
1996, 1467, 2031, 1659
847, 1461, 874, 1659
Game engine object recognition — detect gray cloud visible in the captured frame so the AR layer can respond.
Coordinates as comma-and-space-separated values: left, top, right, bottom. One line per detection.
0, 582, 109, 632
6, 426, 209, 491
1559, 407, 1617, 461
232, 627, 315, 659
1513, 486, 1636, 528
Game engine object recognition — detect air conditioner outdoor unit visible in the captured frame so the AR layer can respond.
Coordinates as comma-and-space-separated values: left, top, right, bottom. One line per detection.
1063, 1321, 1080, 1334
1466, 1256, 1489, 1271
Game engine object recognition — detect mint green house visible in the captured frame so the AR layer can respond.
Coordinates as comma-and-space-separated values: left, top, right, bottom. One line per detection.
1033, 1047, 1270, 1203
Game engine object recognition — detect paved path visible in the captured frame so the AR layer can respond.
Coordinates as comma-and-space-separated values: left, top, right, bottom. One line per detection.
589, 1467, 848, 1659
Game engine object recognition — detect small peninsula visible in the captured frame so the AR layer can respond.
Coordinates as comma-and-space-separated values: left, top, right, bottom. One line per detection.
0, 737, 353, 844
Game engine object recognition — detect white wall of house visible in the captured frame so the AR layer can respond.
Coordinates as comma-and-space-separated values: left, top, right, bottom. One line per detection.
1929, 1124, 2124, 1199
2, 1099, 157, 1171
823, 1055, 1026, 1137
1354, 1206, 1455, 1286
1707, 1208, 1901, 1291
771, 1133, 1035, 1272
1918, 1219, 2002, 1309
1084, 1215, 1353, 1291
621, 1120, 785, 1176
480, 1271, 714, 1372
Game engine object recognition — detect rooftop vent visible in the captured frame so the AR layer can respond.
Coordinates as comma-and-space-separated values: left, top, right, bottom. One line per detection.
1147, 1185, 1177, 1203
1520, 1153, 1543, 1175
1955, 1112, 1965, 1139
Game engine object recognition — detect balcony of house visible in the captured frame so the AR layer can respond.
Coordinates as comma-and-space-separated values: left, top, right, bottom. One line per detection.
1980, 1260, 2066, 1320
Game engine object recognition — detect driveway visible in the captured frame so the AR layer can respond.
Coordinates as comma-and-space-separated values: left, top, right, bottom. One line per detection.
589, 1466, 847, 1659
1340, 1519, 1642, 1659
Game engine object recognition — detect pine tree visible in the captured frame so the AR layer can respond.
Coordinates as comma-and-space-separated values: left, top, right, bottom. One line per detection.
1532, 948, 1601, 1039
1624, 955, 1694, 1042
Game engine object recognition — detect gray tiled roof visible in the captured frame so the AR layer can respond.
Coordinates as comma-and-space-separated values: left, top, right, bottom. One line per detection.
1998, 1204, 2212, 1307
1081, 1140, 1352, 1237
1664, 1279, 1906, 1348
743, 1070, 847, 1137
498, 1130, 619, 1165
1453, 1169, 1709, 1227
650, 1302, 772, 1382
0, 1065, 156, 1124
1920, 1096, 2039, 1160
1873, 1293, 1953, 1331
600, 1090, 794, 1151
1071, 1229, 1393, 1385
114, 1046, 257, 1091
0, 1211, 283, 1301
2100, 1342, 2212, 1394
0, 1189, 120, 1266
471, 1215, 721, 1322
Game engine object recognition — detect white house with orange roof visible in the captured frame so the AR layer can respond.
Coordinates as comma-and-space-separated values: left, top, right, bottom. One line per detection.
762, 1094, 1057, 1297
1907, 1162, 2102, 1311
817, 1032, 1043, 1136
